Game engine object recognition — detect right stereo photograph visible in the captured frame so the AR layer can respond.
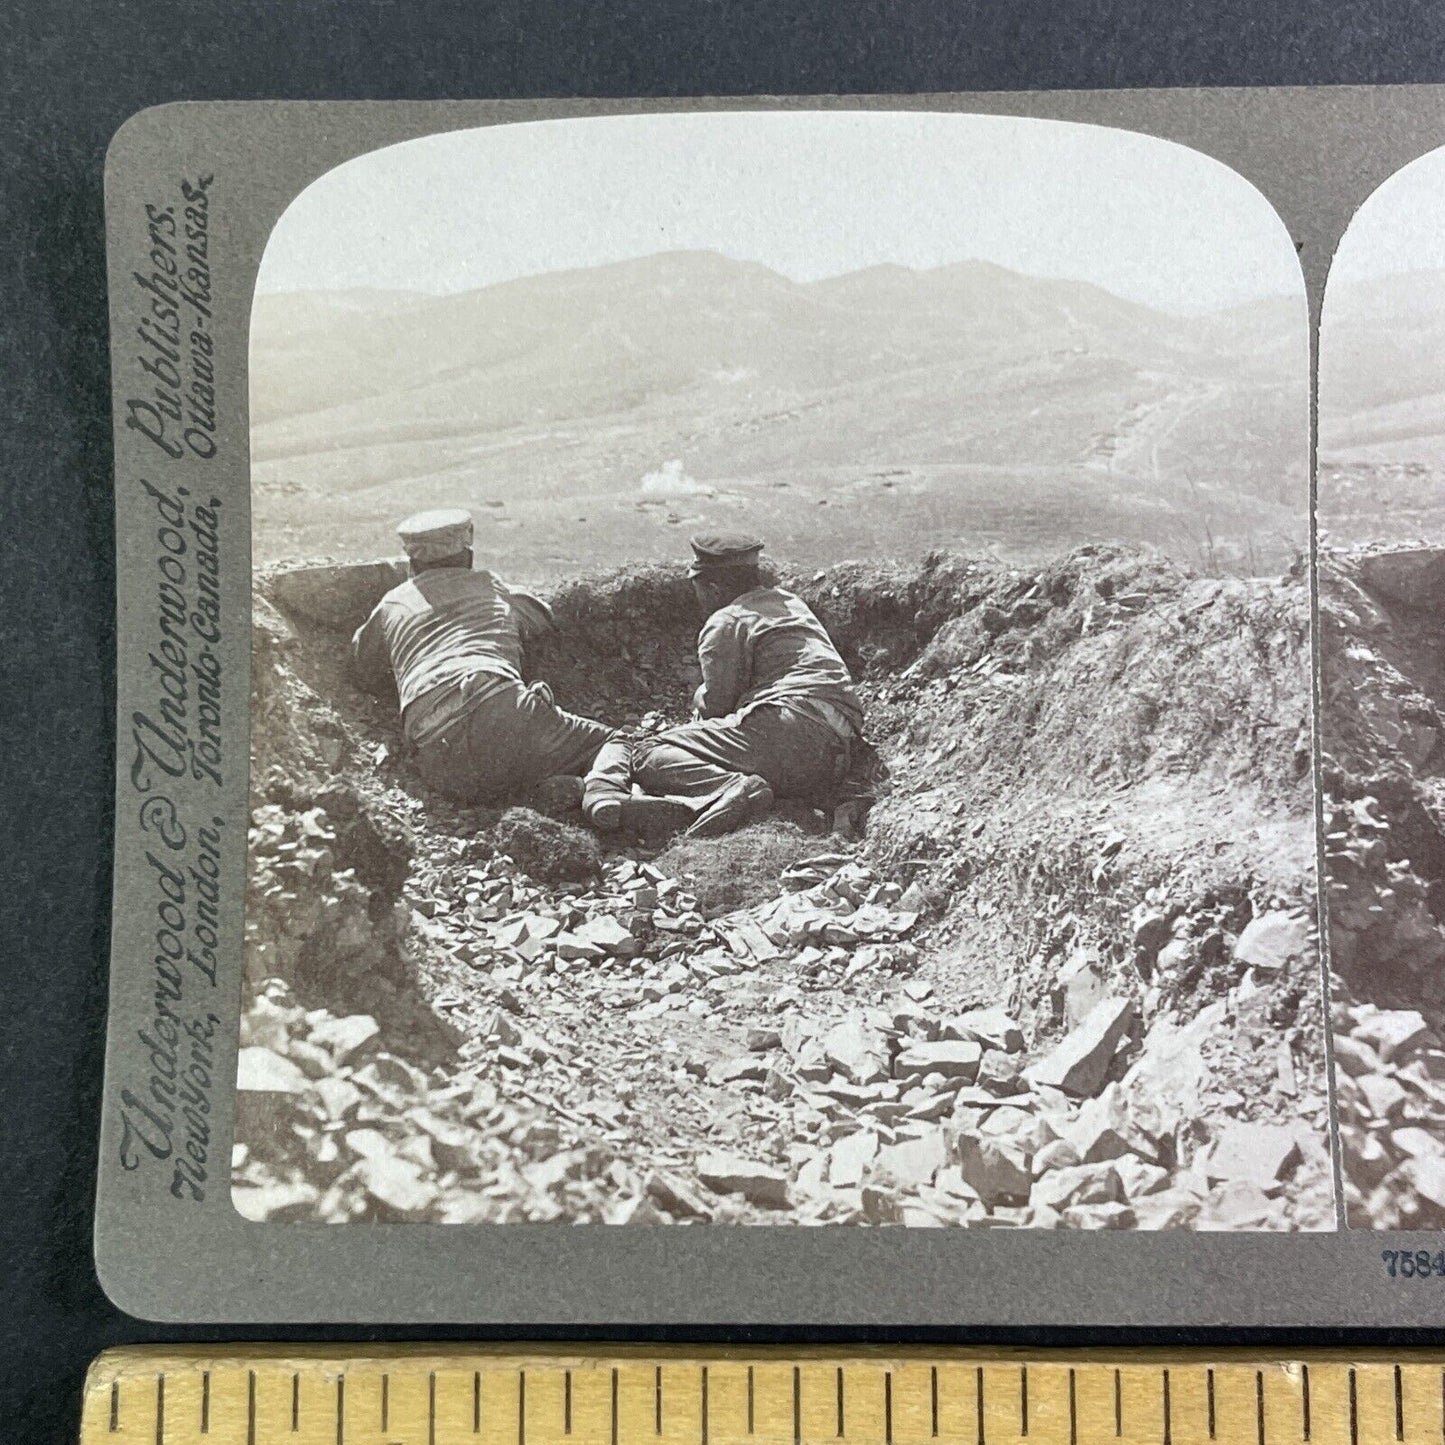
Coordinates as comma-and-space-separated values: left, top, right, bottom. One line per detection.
1319, 142, 1445, 1228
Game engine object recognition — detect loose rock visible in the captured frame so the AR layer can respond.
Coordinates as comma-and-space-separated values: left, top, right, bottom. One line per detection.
1026, 997, 1135, 1098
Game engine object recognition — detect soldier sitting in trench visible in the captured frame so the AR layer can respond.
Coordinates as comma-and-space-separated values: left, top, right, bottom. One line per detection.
351, 508, 614, 806
582, 533, 865, 838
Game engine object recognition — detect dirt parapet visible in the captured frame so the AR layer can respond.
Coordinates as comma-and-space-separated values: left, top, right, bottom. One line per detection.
248, 574, 450, 1058
855, 547, 1316, 1044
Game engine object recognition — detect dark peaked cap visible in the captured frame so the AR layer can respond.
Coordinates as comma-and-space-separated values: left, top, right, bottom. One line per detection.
688, 532, 764, 575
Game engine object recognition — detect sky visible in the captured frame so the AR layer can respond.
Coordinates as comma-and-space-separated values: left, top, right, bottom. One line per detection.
1329, 141, 1445, 285
256, 111, 1306, 315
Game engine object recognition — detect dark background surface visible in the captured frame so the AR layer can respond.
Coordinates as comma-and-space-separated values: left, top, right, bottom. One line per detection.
6, 2, 1445, 1440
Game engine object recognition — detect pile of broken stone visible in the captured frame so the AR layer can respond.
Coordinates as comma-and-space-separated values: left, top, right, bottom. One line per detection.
1334, 997, 1445, 1227
234, 845, 1326, 1228
727, 983, 1319, 1230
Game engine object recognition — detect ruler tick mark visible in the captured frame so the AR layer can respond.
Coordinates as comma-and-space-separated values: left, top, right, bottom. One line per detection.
1207, 1370, 1216, 1441
474, 1371, 482, 1434
659, 1365, 666, 1436
1114, 1369, 1122, 1437
1164, 1369, 1172, 1445
564, 1370, 572, 1435
930, 1366, 938, 1439
430, 1371, 437, 1445
794, 1367, 802, 1445
886, 1372, 894, 1445
336, 1376, 345, 1445
201, 1371, 210, 1436
109, 1380, 119, 1433
1255, 1371, 1265, 1445
748, 1367, 755, 1435
612, 1368, 620, 1445
518, 1370, 525, 1445
701, 1366, 709, 1445
382, 1373, 390, 1431
1397, 1364, 1406, 1441
1020, 1367, 1029, 1437
1302, 1364, 1311, 1442
156, 1374, 165, 1445
292, 1372, 300, 1432
1068, 1370, 1077, 1445
1350, 1369, 1360, 1445
247, 1369, 256, 1445
976, 1366, 986, 1445
838, 1365, 846, 1438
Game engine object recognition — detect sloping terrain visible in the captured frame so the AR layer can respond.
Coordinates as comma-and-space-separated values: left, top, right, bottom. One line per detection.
1319, 270, 1445, 548
249, 254, 1306, 576
1321, 271, 1445, 454
234, 547, 1333, 1229
1318, 546, 1445, 1226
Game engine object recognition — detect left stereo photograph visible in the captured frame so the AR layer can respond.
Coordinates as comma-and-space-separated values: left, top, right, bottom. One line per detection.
236, 109, 1322, 1231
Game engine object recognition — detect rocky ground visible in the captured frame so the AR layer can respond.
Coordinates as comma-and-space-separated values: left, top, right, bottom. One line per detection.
1319, 545, 1445, 1227
234, 546, 1335, 1228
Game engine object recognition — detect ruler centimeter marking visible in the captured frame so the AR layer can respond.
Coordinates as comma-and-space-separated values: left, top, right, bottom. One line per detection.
81, 1351, 1445, 1445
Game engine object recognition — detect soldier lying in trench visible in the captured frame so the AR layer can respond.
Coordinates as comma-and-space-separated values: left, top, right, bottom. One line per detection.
351, 508, 614, 805
581, 533, 865, 838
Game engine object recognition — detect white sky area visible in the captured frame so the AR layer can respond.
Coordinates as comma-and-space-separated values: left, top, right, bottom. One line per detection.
257, 111, 1304, 314
1329, 142, 1445, 284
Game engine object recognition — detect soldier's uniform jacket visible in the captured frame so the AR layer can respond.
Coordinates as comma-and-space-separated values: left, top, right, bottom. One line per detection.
695, 586, 863, 736
352, 569, 553, 741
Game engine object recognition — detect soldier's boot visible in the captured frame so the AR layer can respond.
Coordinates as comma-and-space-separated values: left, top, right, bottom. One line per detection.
685, 774, 774, 839
587, 793, 695, 839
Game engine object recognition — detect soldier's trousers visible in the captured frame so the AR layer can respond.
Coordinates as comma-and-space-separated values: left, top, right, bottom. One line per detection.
412, 680, 614, 805
583, 702, 850, 812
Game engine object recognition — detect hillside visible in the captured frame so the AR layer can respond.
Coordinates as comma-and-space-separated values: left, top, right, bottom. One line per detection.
249, 252, 1307, 577
1319, 270, 1445, 547
1322, 270, 1445, 439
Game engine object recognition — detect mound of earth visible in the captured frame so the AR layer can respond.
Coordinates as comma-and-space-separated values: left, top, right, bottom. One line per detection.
234, 545, 1333, 1228
1318, 545, 1445, 1227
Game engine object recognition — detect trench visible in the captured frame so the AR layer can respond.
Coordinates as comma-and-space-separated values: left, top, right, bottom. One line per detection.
234, 546, 1336, 1228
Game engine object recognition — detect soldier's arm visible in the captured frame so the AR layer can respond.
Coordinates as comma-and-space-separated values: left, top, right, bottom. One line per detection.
500, 581, 556, 645
350, 604, 393, 695
695, 610, 748, 718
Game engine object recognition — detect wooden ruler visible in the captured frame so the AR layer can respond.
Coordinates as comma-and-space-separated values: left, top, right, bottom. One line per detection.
80, 1348, 1445, 1445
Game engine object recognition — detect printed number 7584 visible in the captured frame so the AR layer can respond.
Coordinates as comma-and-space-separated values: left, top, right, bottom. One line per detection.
1383, 1249, 1445, 1278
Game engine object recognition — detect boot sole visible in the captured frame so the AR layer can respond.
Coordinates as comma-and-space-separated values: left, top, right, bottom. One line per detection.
685, 781, 775, 839
619, 797, 696, 839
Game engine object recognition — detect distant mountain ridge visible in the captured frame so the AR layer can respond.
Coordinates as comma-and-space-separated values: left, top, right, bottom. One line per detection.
249, 249, 1306, 577
251, 251, 1279, 430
